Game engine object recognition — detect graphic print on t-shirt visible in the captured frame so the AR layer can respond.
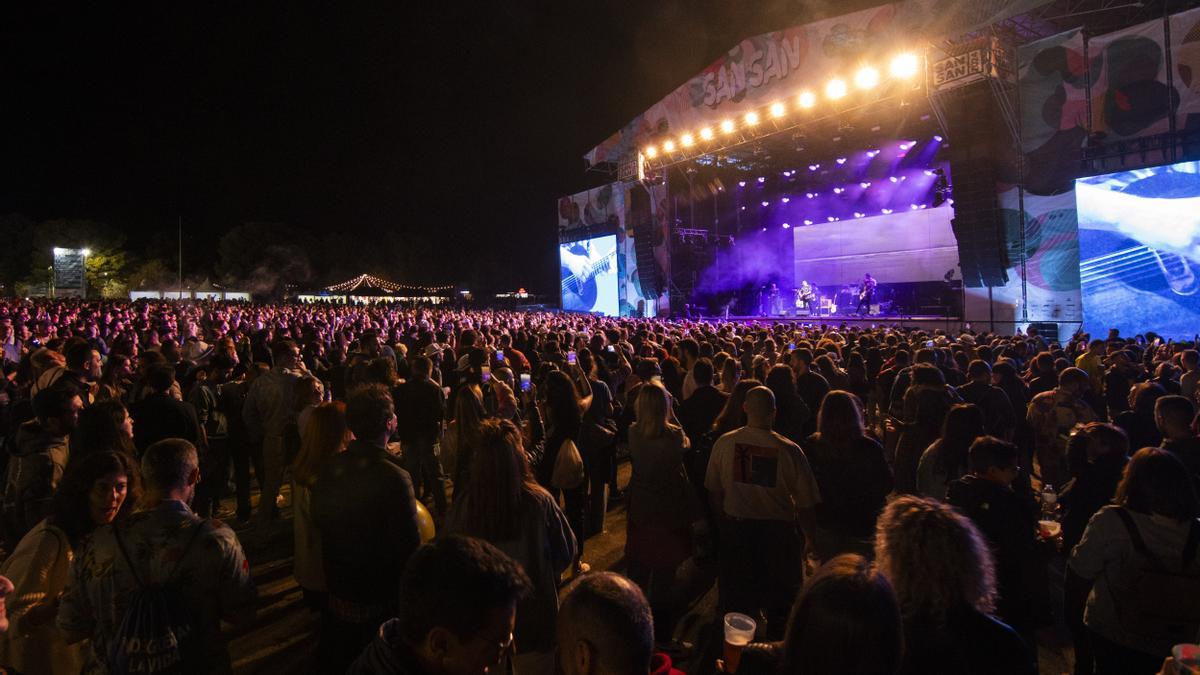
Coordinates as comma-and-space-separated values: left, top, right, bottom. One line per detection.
732, 443, 779, 488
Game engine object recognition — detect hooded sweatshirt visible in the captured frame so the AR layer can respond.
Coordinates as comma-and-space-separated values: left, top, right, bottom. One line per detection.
2, 419, 68, 544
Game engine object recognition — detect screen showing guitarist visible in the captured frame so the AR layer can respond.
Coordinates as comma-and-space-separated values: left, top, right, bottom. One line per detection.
855, 273, 877, 315
560, 235, 619, 316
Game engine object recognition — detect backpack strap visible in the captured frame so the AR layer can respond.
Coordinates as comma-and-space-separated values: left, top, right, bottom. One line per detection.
1115, 507, 1196, 571
113, 524, 146, 590
167, 520, 208, 584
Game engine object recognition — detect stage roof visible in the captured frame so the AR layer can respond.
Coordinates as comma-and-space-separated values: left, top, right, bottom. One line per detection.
585, 0, 1188, 169
322, 274, 453, 296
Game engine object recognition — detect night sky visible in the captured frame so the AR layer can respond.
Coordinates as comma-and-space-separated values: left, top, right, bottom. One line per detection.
3, 1, 877, 294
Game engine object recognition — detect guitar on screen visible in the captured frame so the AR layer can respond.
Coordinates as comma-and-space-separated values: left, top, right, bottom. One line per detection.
561, 244, 617, 311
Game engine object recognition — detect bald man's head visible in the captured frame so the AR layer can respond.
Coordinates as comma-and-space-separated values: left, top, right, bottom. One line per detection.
557, 572, 654, 675
743, 386, 776, 429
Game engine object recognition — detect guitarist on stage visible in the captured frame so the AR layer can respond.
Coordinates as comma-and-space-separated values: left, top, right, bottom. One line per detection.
855, 273, 877, 315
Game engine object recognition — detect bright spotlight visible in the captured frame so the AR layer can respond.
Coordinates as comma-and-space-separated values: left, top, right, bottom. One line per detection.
81, 248, 91, 256
804, 219, 813, 225
644, 146, 658, 158
744, 111, 760, 125
680, 133, 695, 147
782, 222, 791, 229
761, 201, 769, 207
797, 91, 816, 108
720, 119, 735, 134
769, 102, 786, 118
825, 78, 847, 100
781, 197, 790, 203
700, 127, 714, 140
890, 52, 920, 79
663, 140, 676, 152
860, 181, 872, 188
835, 157, 847, 165
53, 247, 65, 255
854, 66, 880, 89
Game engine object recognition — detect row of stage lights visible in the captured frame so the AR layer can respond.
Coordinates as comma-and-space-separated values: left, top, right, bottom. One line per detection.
642, 53, 921, 161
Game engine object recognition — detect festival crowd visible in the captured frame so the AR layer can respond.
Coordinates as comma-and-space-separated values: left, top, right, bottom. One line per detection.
0, 298, 1197, 675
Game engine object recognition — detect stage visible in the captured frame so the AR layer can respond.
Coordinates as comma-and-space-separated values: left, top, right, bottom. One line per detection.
718, 314, 963, 331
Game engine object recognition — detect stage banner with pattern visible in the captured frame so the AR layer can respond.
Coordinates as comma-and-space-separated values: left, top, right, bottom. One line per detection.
1170, 6, 1200, 130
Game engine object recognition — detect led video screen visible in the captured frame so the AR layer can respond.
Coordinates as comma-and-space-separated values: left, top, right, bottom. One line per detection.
1076, 161, 1200, 340
560, 234, 618, 316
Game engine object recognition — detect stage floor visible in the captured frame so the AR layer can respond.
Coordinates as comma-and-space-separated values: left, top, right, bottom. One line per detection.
718, 314, 964, 330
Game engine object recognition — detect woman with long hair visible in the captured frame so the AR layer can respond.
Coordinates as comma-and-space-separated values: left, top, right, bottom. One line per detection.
1066, 448, 1200, 675
915, 403, 985, 499
444, 419, 575, 675
626, 382, 696, 650
538, 369, 589, 575
0, 451, 139, 674
875, 496, 1033, 675
718, 356, 739, 395
67, 399, 137, 467
94, 353, 133, 403
710, 379, 764, 439
445, 385, 487, 491
292, 401, 349, 608
805, 391, 892, 561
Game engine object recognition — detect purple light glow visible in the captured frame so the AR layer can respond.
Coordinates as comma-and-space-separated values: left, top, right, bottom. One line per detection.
859, 181, 871, 188
761, 201, 769, 207
910, 204, 919, 210
833, 187, 844, 194
808, 164, 820, 171
882, 208, 893, 214
889, 176, 899, 183
836, 157, 847, 165
782, 223, 791, 229
934, 135, 944, 142
806, 192, 816, 199
738, 180, 747, 187
803, 219, 813, 225
757, 177, 766, 183
827, 216, 836, 222
781, 197, 790, 203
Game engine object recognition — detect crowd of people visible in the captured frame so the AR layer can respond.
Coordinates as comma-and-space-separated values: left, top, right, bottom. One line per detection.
0, 298, 1197, 674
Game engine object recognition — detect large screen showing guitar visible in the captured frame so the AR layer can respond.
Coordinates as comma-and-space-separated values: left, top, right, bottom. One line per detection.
1077, 161, 1200, 340
560, 235, 619, 316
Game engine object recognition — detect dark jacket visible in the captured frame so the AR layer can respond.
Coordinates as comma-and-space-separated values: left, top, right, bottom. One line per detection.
946, 475, 1046, 631
678, 385, 727, 448
900, 604, 1035, 675
1, 420, 68, 544
1060, 453, 1127, 553
128, 392, 202, 455
346, 619, 423, 674
312, 440, 421, 614
958, 380, 1017, 438
393, 377, 444, 443
806, 433, 892, 537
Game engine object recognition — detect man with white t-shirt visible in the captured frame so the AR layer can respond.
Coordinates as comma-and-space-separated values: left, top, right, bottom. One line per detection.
705, 386, 820, 638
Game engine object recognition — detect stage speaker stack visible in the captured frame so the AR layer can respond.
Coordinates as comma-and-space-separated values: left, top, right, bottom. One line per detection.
943, 84, 1011, 288
628, 185, 663, 300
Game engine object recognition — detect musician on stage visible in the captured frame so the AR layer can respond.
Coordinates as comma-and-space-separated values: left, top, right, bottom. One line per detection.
797, 280, 816, 313
855, 273, 877, 315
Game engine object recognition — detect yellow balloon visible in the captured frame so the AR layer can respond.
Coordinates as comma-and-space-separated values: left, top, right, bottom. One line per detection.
415, 501, 437, 543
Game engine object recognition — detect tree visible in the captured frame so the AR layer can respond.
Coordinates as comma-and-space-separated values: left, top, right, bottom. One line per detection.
127, 258, 175, 290
25, 219, 130, 297
217, 223, 314, 297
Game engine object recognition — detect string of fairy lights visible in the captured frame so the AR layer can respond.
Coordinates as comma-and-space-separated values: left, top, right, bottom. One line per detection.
324, 273, 454, 294
641, 52, 923, 167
